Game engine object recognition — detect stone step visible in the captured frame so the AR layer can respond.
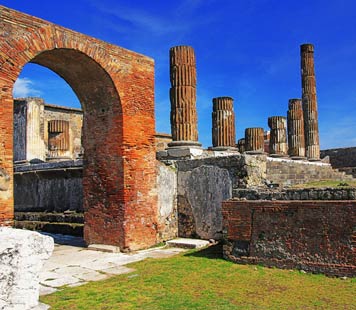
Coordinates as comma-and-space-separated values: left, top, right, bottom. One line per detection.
166, 238, 210, 249
15, 212, 84, 224
14, 220, 83, 236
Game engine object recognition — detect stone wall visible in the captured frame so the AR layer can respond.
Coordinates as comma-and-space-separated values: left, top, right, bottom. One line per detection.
44, 104, 83, 160
14, 161, 83, 213
222, 199, 356, 277
175, 154, 266, 240
156, 161, 177, 241
266, 157, 349, 186
13, 100, 27, 162
155, 133, 172, 152
234, 187, 356, 200
321, 147, 356, 177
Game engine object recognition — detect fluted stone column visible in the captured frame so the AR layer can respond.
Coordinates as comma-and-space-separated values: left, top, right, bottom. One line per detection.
245, 127, 264, 154
301, 43, 320, 160
237, 138, 245, 153
287, 99, 306, 159
268, 116, 287, 157
211, 97, 236, 149
169, 45, 201, 148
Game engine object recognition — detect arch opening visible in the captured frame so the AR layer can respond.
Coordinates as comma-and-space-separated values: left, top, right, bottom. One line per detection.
1, 6, 158, 250
13, 64, 85, 240
12, 48, 125, 246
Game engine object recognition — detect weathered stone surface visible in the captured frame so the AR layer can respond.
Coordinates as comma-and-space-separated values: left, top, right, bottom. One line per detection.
268, 116, 287, 156
178, 165, 232, 239
156, 161, 178, 241
175, 154, 267, 239
0, 6, 158, 250
245, 128, 264, 153
301, 43, 320, 160
0, 227, 54, 310
212, 97, 236, 148
14, 164, 83, 213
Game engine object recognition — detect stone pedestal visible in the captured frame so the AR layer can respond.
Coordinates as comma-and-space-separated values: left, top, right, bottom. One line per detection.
301, 44, 320, 160
169, 46, 200, 148
211, 97, 237, 150
245, 127, 265, 154
287, 99, 306, 159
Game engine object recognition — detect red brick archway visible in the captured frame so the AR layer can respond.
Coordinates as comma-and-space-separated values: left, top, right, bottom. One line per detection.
0, 6, 158, 250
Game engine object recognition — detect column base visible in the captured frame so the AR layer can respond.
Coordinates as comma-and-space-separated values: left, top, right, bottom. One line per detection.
290, 156, 307, 161
269, 153, 288, 158
158, 141, 203, 159
167, 140, 202, 148
208, 146, 239, 152
244, 150, 266, 155
308, 158, 321, 162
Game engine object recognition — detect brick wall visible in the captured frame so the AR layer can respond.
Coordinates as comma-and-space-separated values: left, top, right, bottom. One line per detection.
222, 200, 356, 277
0, 6, 157, 250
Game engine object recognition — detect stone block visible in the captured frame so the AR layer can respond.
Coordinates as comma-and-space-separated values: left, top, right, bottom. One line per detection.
0, 227, 54, 310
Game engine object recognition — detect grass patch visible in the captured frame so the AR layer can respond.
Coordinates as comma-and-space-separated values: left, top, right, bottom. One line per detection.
292, 180, 356, 188
41, 245, 355, 310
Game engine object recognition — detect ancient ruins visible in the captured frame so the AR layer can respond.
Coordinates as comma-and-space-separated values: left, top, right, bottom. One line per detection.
0, 5, 355, 278
287, 98, 306, 159
301, 44, 320, 161
211, 97, 236, 149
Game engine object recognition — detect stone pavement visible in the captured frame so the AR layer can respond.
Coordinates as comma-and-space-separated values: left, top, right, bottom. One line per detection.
39, 233, 186, 296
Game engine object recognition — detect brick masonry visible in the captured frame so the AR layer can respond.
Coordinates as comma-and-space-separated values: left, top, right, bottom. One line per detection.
0, 6, 157, 250
222, 200, 356, 277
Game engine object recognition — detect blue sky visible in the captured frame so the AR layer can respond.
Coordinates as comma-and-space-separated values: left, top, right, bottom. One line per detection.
3, 0, 356, 149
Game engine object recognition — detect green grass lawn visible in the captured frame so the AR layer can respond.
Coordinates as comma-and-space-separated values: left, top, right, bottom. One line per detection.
292, 180, 356, 188
41, 245, 356, 310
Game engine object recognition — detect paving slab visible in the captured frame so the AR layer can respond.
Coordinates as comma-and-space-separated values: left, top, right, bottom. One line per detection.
39, 234, 187, 296
166, 238, 210, 249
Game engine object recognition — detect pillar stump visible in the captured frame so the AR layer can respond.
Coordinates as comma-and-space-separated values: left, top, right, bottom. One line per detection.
287, 99, 306, 159
268, 116, 288, 157
211, 97, 237, 150
245, 127, 265, 154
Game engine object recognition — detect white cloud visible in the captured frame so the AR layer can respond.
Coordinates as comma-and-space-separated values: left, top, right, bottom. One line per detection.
13, 77, 41, 98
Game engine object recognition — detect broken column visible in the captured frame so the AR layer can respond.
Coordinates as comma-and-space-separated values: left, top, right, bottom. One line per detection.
168, 46, 201, 155
211, 96, 236, 150
245, 127, 264, 154
301, 43, 320, 160
287, 98, 306, 159
237, 138, 245, 153
268, 116, 288, 157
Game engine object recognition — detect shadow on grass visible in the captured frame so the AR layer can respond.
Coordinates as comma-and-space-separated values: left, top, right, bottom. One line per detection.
183, 243, 224, 260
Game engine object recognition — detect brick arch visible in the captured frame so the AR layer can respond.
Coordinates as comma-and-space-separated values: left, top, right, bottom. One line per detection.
0, 6, 158, 250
